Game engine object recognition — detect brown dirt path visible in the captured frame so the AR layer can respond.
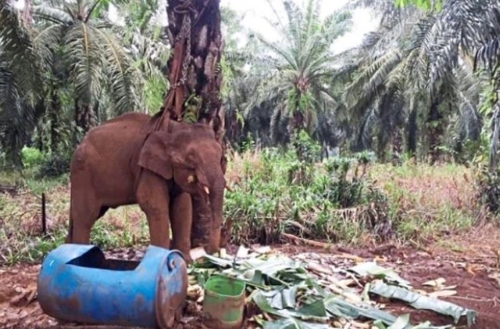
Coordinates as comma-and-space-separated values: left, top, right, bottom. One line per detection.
0, 244, 499, 328
365, 246, 500, 328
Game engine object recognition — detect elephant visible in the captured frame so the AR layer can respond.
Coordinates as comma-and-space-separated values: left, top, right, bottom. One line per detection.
65, 112, 227, 263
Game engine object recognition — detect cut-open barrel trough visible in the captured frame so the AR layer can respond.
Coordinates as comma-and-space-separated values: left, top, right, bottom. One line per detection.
37, 244, 188, 329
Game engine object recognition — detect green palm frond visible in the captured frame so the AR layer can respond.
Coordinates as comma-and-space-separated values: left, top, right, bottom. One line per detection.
342, 0, 490, 157
322, 10, 352, 44
0, 1, 43, 104
283, 0, 304, 54
125, 28, 170, 72
364, 49, 403, 94
0, 1, 48, 162
32, 3, 73, 25
65, 22, 104, 105
426, 0, 499, 88
31, 24, 64, 68
357, 104, 378, 149
241, 0, 353, 144
345, 49, 402, 107
254, 31, 298, 69
0, 60, 41, 164
475, 34, 500, 73
95, 28, 140, 113
360, 31, 384, 52
304, 0, 320, 38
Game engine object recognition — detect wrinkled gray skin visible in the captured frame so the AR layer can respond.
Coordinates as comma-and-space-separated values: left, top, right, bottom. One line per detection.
66, 112, 226, 262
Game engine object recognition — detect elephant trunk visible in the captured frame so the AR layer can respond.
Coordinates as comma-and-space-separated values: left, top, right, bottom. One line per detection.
206, 181, 225, 255
190, 196, 210, 248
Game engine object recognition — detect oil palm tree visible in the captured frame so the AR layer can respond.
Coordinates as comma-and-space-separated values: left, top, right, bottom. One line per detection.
357, 0, 500, 165
0, 0, 169, 164
243, 0, 352, 150
0, 0, 45, 166
117, 0, 170, 115
31, 0, 150, 135
344, 0, 485, 162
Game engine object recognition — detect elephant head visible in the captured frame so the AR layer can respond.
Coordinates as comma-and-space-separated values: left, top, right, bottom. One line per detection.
138, 120, 226, 254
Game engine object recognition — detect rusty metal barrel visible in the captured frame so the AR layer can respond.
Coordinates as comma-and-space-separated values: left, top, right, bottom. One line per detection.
37, 244, 188, 329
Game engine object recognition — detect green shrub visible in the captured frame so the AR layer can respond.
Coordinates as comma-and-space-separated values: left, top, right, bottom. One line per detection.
292, 130, 322, 163
21, 146, 44, 169
35, 151, 72, 179
224, 149, 390, 245
474, 162, 500, 215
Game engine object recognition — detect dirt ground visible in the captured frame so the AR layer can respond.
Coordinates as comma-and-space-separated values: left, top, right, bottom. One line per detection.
1, 243, 500, 329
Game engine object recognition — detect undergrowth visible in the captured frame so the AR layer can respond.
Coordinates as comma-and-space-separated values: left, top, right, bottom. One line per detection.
0, 148, 493, 265
224, 150, 487, 247
224, 148, 391, 245
0, 187, 150, 265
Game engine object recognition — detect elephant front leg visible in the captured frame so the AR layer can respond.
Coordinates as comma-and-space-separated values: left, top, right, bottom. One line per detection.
190, 194, 211, 248
136, 170, 171, 250
170, 192, 193, 263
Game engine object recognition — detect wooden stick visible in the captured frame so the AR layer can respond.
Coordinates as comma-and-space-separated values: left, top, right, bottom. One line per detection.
41, 193, 47, 236
281, 233, 332, 249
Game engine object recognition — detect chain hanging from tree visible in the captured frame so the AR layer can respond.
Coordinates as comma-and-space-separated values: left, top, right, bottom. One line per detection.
154, 1, 194, 131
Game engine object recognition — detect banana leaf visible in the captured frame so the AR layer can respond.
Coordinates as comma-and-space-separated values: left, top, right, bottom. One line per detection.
370, 280, 476, 327
262, 318, 330, 329
349, 262, 411, 288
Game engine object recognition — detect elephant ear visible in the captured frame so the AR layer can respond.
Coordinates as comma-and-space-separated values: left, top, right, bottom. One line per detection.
138, 131, 174, 180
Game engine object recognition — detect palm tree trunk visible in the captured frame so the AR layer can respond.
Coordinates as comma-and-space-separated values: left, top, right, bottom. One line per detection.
391, 129, 403, 165
166, 0, 225, 249
165, 0, 223, 126
406, 108, 417, 157
73, 100, 94, 145
49, 88, 60, 151
427, 100, 443, 164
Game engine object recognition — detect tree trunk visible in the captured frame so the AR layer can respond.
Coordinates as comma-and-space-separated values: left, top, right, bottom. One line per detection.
427, 99, 443, 164
406, 108, 418, 158
74, 100, 94, 145
391, 128, 403, 165
165, 0, 223, 127
166, 0, 225, 249
49, 88, 60, 151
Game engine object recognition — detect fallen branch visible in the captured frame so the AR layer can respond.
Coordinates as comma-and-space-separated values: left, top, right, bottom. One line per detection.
281, 233, 333, 249
41, 193, 47, 236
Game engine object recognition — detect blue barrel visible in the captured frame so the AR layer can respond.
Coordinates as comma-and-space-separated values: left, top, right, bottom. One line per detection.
37, 244, 188, 329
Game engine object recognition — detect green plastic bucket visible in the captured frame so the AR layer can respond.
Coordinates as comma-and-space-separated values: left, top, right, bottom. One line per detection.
203, 275, 246, 329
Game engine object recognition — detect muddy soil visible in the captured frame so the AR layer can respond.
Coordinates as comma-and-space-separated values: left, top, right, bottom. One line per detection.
0, 244, 499, 329
369, 247, 500, 328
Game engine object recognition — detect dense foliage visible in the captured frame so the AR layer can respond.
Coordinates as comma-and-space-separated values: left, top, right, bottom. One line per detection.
0, 0, 168, 167
2, 0, 500, 165
217, 0, 500, 176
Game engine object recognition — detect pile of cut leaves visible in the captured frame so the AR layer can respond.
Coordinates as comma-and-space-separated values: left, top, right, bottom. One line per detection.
187, 246, 477, 329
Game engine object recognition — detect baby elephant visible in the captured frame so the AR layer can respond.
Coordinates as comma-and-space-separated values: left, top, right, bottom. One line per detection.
66, 112, 227, 262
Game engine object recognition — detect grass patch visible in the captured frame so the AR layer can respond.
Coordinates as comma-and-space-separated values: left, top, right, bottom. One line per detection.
0, 183, 149, 266
369, 162, 487, 243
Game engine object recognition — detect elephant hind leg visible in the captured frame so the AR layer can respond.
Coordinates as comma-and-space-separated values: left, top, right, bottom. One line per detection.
67, 189, 103, 245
